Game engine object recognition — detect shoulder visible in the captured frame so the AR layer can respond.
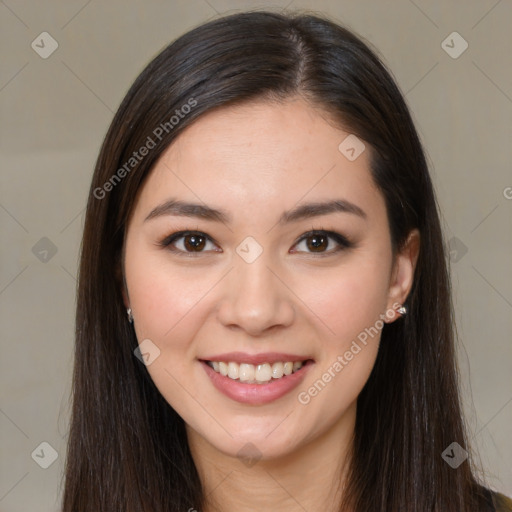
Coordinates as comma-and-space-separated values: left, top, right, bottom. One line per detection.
490, 490, 512, 512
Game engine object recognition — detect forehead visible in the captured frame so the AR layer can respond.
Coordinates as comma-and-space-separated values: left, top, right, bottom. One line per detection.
132, 97, 385, 226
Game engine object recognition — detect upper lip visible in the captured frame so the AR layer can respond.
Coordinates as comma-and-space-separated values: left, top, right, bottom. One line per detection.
200, 352, 314, 365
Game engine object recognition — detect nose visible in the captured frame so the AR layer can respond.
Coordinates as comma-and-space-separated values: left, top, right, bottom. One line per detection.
216, 255, 295, 336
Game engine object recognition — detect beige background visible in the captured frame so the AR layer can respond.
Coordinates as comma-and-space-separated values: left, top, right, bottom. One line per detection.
1, 1, 511, 510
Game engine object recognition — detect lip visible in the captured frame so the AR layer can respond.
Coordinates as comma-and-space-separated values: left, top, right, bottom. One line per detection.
200, 358, 314, 405
200, 351, 312, 365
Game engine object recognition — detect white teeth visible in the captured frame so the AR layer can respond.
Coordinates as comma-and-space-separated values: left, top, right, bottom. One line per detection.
239, 363, 255, 382
228, 362, 239, 380
255, 363, 272, 383
207, 360, 306, 383
272, 362, 284, 379
219, 361, 228, 376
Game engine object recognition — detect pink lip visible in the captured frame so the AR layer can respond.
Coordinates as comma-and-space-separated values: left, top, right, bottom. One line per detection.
200, 359, 314, 405
201, 351, 312, 365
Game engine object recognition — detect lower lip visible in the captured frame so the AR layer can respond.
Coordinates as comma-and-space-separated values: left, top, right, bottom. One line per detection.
200, 360, 314, 405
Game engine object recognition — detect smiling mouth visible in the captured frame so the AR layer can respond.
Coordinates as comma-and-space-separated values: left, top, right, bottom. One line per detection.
203, 359, 314, 384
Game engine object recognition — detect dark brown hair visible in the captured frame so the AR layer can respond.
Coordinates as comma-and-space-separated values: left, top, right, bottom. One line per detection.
62, 10, 495, 511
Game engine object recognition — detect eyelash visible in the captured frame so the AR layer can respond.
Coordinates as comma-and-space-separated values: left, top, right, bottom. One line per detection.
157, 228, 353, 257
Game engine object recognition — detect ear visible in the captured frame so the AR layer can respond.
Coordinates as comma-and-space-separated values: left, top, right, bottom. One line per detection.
115, 250, 130, 310
121, 283, 130, 310
385, 228, 420, 323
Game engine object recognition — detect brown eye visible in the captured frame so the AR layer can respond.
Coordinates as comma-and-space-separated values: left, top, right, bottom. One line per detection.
304, 233, 329, 252
160, 231, 219, 255
293, 230, 352, 255
183, 234, 207, 252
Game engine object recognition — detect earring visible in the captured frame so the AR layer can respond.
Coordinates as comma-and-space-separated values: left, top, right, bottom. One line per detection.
127, 308, 133, 323
397, 304, 407, 315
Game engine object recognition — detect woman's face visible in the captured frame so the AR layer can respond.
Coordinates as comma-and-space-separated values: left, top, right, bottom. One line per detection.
123, 97, 418, 461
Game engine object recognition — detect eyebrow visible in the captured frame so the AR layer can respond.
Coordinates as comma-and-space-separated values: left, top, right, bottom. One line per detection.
144, 198, 367, 224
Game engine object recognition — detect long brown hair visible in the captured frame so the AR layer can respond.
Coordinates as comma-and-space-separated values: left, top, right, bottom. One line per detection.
62, 10, 494, 511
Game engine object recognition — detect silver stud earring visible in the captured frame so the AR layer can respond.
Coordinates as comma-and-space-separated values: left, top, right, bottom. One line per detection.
397, 304, 407, 315
127, 308, 133, 323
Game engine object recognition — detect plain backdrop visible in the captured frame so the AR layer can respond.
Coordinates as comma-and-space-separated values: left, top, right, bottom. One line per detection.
1, 1, 511, 510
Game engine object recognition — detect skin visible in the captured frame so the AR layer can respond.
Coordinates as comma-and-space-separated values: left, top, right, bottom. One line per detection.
122, 96, 420, 511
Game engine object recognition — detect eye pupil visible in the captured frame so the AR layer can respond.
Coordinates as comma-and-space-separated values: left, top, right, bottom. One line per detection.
164, 230, 346, 256
184, 234, 206, 251
307, 234, 328, 252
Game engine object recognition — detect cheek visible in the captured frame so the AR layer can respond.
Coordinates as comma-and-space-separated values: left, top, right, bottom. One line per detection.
294, 267, 387, 429
126, 245, 213, 338
125, 255, 213, 385
293, 258, 390, 348
125, 249, 211, 411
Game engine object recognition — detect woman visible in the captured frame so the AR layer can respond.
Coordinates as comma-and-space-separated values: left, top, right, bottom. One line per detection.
61, 10, 512, 512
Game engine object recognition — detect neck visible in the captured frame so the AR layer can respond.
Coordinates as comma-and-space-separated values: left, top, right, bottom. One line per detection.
186, 403, 356, 512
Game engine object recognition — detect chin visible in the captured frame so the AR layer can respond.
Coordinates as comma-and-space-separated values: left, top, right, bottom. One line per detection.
198, 411, 323, 463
